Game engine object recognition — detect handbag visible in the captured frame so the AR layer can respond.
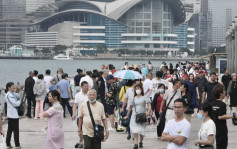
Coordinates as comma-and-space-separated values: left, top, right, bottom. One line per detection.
121, 118, 129, 127
87, 101, 104, 142
133, 98, 147, 123
159, 91, 177, 124
185, 106, 194, 114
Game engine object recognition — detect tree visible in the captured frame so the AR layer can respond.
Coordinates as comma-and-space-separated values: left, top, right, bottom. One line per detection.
53, 45, 67, 54
42, 48, 51, 54
179, 48, 192, 55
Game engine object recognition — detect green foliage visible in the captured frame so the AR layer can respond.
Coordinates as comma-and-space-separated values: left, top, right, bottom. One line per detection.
96, 44, 108, 53
53, 45, 67, 54
42, 48, 51, 53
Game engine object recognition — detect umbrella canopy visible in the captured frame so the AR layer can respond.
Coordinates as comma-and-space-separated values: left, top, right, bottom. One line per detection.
113, 70, 142, 80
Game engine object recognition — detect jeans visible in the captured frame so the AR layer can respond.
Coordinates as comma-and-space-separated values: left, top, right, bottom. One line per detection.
26, 94, 36, 117
6, 118, 20, 147
126, 111, 132, 135
83, 135, 101, 149
61, 98, 72, 117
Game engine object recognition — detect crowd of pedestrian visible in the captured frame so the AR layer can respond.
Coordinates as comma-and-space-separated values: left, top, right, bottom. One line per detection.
1, 60, 237, 149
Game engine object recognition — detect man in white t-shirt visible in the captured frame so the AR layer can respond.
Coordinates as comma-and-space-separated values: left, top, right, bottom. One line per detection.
149, 71, 167, 99
72, 81, 89, 148
161, 98, 191, 149
143, 72, 153, 95
44, 70, 53, 93
80, 71, 93, 89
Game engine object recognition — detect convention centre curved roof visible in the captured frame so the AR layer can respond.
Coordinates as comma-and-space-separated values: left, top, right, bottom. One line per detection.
36, 0, 185, 26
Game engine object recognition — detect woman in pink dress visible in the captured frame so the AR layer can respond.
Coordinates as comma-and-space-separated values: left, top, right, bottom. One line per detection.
43, 90, 64, 149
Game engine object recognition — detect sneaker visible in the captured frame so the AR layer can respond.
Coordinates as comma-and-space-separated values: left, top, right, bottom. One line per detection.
133, 144, 138, 149
78, 144, 83, 148
139, 142, 143, 148
127, 134, 131, 140
6, 146, 13, 149
15, 146, 21, 149
75, 143, 79, 148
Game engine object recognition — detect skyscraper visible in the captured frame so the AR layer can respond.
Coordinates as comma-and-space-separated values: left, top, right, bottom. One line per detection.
208, 0, 237, 47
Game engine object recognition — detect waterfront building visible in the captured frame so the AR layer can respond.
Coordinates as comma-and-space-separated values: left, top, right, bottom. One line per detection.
26, 0, 55, 14
27, 0, 186, 52
226, 17, 237, 74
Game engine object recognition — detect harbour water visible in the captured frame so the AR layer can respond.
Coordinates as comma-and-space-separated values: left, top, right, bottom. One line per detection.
0, 59, 184, 87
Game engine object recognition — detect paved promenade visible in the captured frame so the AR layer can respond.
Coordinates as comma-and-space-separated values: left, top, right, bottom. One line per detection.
2, 112, 237, 149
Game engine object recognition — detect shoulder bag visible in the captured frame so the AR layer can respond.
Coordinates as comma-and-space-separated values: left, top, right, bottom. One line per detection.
159, 91, 177, 124
133, 97, 147, 123
87, 101, 104, 141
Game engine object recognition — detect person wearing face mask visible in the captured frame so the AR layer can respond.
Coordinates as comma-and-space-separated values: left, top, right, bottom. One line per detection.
126, 84, 151, 149
78, 89, 109, 149
194, 102, 216, 148
151, 84, 166, 138
211, 84, 236, 149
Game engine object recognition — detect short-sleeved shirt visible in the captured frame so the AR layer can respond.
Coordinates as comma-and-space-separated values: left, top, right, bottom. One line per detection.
74, 74, 83, 86
221, 74, 231, 91
163, 88, 181, 108
149, 78, 167, 98
44, 76, 53, 92
79, 101, 106, 137
52, 74, 62, 84
196, 76, 207, 92
80, 75, 93, 89
75, 91, 89, 117
204, 82, 219, 102
56, 79, 70, 98
163, 118, 191, 149
125, 88, 134, 110
198, 119, 216, 147
211, 100, 227, 133
141, 67, 148, 76
143, 79, 152, 95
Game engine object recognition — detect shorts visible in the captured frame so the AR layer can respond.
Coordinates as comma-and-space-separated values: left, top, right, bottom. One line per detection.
106, 104, 115, 115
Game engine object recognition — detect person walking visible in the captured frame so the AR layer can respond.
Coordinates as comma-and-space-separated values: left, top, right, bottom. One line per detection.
202, 72, 219, 103
161, 99, 191, 149
151, 84, 166, 138
160, 80, 182, 122
96, 70, 108, 112
105, 75, 119, 130
43, 90, 64, 149
126, 84, 151, 149
180, 82, 193, 123
56, 73, 73, 117
74, 69, 83, 94
196, 70, 208, 104
194, 102, 216, 148
72, 81, 89, 148
78, 89, 109, 149
33, 74, 46, 120
221, 69, 231, 97
25, 71, 36, 118
227, 73, 237, 112
149, 71, 167, 99
211, 84, 236, 149
80, 71, 93, 89
5, 82, 21, 148
186, 74, 200, 109
50, 68, 63, 85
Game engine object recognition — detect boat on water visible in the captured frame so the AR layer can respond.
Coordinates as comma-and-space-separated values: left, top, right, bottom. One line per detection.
53, 54, 72, 60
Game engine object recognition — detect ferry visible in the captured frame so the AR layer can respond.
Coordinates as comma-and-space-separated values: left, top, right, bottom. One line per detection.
53, 54, 72, 60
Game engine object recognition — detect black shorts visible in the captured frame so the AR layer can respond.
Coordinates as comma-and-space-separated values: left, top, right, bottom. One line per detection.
106, 104, 115, 115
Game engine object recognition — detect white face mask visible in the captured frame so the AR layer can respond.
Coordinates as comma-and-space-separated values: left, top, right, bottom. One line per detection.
136, 90, 142, 95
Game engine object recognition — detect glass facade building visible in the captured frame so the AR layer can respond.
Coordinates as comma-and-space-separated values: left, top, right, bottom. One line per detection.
28, 0, 186, 51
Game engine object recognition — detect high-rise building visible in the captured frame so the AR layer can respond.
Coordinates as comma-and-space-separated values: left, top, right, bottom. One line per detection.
26, 0, 55, 14
208, 0, 237, 47
0, 0, 30, 49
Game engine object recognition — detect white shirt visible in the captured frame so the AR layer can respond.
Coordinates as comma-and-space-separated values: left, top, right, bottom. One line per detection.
80, 75, 93, 89
143, 79, 152, 95
149, 78, 167, 98
44, 75, 53, 92
198, 119, 216, 147
33, 76, 38, 82
164, 118, 191, 149
163, 88, 181, 108
75, 91, 89, 117
125, 88, 134, 110
188, 68, 195, 75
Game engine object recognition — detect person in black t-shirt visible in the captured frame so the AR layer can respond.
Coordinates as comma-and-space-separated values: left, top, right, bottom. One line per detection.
211, 84, 236, 149
202, 72, 219, 103
74, 69, 83, 93
221, 69, 231, 99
